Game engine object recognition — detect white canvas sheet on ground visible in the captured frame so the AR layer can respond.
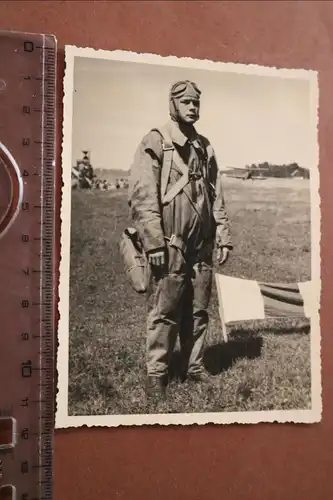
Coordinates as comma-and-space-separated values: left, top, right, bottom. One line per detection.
58, 45, 321, 428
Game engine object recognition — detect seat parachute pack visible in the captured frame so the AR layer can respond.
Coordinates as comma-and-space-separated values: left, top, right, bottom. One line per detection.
119, 227, 149, 293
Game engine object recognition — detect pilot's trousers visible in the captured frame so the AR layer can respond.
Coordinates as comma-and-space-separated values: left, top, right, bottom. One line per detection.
146, 242, 213, 379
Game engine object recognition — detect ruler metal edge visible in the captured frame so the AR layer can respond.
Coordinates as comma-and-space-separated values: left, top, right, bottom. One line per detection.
39, 31, 57, 500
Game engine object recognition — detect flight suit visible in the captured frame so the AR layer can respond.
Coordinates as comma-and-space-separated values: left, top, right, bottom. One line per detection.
128, 120, 232, 380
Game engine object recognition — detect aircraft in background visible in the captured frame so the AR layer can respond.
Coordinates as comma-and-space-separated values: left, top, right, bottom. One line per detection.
220, 167, 268, 180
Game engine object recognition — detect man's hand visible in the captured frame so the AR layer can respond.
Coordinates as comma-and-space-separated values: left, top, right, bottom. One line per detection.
148, 249, 166, 268
217, 246, 230, 266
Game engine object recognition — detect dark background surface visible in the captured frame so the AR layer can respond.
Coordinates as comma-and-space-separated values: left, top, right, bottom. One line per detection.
1, 1, 333, 499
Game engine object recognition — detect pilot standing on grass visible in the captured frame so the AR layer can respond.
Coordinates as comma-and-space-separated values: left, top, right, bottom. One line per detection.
128, 80, 233, 398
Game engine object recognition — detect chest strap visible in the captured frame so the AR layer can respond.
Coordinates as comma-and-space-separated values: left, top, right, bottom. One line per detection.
151, 126, 191, 206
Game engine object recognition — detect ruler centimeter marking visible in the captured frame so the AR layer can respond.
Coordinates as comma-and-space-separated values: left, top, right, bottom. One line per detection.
0, 31, 56, 500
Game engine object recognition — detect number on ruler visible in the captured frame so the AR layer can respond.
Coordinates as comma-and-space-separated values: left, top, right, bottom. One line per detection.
21, 360, 32, 378
21, 428, 29, 440
21, 332, 29, 341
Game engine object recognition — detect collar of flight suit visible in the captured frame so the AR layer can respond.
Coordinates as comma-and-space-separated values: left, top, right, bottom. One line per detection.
166, 120, 199, 147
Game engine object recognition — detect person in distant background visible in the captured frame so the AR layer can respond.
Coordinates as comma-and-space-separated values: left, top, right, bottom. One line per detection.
128, 80, 232, 397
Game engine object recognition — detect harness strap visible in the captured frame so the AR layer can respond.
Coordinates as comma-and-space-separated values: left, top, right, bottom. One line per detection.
206, 144, 213, 158
162, 167, 189, 204
151, 126, 192, 206
161, 143, 174, 204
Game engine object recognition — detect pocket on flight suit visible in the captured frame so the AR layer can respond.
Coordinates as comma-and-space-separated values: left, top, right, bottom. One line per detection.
192, 261, 213, 311
155, 244, 187, 317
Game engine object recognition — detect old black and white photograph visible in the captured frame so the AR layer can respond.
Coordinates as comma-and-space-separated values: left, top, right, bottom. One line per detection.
57, 46, 321, 427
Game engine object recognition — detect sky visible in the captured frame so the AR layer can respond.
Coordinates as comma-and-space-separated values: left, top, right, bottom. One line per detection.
71, 56, 315, 171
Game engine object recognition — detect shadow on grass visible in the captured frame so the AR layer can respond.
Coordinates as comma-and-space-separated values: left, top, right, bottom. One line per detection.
203, 336, 263, 375
202, 320, 310, 376
168, 333, 263, 379
168, 320, 310, 379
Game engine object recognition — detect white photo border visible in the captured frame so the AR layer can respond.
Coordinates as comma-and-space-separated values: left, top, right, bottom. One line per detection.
57, 45, 321, 428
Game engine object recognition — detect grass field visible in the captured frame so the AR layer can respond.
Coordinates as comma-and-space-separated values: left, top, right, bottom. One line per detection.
68, 177, 312, 416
